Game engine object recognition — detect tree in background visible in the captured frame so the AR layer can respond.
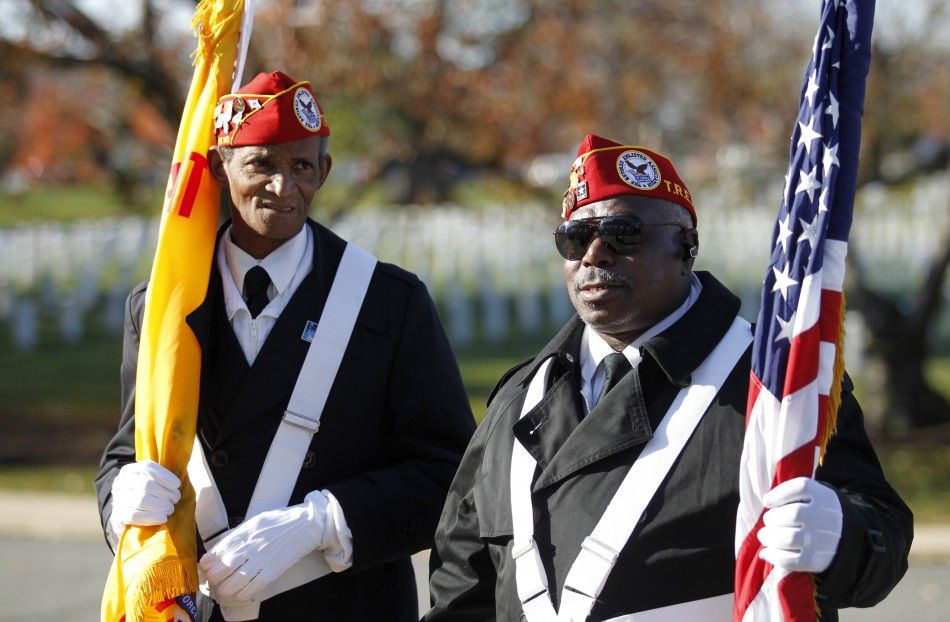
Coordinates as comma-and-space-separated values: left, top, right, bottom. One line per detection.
2, 0, 947, 431
249, 0, 809, 204
849, 228, 950, 433
0, 0, 185, 203
842, 0, 950, 433
4, 1, 945, 203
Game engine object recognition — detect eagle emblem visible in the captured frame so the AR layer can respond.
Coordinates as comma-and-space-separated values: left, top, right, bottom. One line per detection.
293, 87, 322, 132
616, 150, 661, 190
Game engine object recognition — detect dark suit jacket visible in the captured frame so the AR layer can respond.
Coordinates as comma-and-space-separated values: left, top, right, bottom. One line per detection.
95, 219, 476, 621
426, 272, 912, 621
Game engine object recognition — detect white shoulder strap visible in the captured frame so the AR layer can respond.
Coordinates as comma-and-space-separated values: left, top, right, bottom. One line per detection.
510, 356, 559, 620
512, 316, 752, 622
187, 242, 377, 621
187, 436, 229, 545
602, 592, 734, 622
246, 243, 377, 517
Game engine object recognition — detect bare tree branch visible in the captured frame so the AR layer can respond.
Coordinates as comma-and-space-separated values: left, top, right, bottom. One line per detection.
28, 0, 119, 56
913, 224, 950, 334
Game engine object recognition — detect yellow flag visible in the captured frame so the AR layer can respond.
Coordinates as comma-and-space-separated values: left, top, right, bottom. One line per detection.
101, 2, 246, 620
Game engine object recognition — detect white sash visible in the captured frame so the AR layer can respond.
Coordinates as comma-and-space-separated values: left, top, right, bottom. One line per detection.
512, 316, 752, 622
603, 592, 734, 621
187, 243, 377, 621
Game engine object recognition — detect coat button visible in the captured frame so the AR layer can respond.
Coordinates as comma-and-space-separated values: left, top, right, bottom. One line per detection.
302, 450, 316, 469
210, 449, 228, 468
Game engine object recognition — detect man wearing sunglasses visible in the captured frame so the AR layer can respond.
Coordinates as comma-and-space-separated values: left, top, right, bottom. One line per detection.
426, 134, 911, 621
95, 71, 475, 621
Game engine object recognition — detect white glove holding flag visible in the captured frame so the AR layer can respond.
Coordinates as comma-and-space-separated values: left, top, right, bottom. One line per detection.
757, 476, 843, 573
109, 460, 182, 534
200, 489, 337, 601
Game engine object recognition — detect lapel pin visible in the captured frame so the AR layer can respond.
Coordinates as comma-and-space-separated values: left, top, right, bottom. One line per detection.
301, 320, 318, 342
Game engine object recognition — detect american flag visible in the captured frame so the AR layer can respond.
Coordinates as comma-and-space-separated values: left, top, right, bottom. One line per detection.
734, 1, 875, 620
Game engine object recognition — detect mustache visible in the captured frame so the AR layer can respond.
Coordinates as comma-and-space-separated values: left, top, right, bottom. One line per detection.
573, 267, 633, 291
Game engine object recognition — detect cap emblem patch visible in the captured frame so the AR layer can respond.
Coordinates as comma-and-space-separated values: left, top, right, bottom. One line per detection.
293, 87, 321, 132
617, 150, 661, 191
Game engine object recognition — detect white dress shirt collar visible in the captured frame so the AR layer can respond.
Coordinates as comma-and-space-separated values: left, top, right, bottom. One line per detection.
220, 224, 310, 321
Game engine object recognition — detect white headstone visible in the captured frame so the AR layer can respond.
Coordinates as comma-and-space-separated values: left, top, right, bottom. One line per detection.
11, 298, 38, 351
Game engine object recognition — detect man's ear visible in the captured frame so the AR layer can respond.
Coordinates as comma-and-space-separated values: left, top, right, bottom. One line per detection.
318, 153, 332, 187
207, 146, 228, 185
681, 227, 699, 272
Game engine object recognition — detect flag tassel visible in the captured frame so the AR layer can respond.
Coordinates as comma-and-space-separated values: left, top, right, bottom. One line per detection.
126, 555, 198, 622
192, 0, 246, 67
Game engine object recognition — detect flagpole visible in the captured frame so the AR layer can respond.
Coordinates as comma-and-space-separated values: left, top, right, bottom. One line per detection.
232, 0, 256, 92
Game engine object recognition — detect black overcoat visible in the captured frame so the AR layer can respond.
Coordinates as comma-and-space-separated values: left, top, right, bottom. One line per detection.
95, 219, 476, 621
426, 272, 912, 621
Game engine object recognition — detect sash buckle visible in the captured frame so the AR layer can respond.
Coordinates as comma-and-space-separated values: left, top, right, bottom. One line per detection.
511, 538, 539, 560
581, 536, 619, 566
283, 409, 321, 433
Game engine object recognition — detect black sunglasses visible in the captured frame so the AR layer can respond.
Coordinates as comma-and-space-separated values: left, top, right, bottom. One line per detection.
553, 215, 685, 261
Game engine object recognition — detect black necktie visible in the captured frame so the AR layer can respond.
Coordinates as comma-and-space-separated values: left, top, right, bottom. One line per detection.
244, 265, 271, 319
598, 352, 632, 404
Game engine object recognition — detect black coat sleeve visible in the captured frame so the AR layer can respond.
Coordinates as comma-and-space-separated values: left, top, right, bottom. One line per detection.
425, 412, 499, 622
323, 279, 476, 570
93, 282, 147, 551
815, 376, 913, 610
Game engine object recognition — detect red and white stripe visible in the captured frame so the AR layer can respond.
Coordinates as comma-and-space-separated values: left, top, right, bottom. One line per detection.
734, 239, 847, 621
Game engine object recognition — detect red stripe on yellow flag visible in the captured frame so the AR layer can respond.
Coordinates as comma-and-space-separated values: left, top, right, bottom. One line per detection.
101, 2, 246, 621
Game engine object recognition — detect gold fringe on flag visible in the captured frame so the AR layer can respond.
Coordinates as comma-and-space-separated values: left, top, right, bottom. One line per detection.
819, 293, 846, 463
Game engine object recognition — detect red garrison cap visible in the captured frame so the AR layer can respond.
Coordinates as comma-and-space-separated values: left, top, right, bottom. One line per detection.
214, 70, 330, 146
561, 134, 696, 225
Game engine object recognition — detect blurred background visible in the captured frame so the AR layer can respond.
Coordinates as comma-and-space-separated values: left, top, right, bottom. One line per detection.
0, 0, 947, 620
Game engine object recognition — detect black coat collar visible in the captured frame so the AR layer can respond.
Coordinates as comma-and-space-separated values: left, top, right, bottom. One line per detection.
641, 272, 742, 386
185, 218, 384, 445
502, 272, 741, 492
515, 271, 741, 390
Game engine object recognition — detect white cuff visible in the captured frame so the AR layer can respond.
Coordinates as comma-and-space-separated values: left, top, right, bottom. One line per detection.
321, 490, 353, 572
105, 513, 121, 551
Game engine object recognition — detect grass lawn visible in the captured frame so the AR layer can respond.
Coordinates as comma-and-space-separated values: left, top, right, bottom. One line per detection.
1, 332, 948, 524
0, 337, 122, 426
876, 444, 950, 524
0, 465, 98, 495
0, 185, 153, 226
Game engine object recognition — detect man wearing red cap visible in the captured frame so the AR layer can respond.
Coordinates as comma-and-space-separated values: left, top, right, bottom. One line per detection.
426, 134, 911, 620
95, 71, 475, 621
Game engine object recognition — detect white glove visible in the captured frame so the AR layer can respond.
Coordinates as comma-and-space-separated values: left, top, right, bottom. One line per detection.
758, 476, 843, 573
199, 490, 331, 601
109, 460, 181, 534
